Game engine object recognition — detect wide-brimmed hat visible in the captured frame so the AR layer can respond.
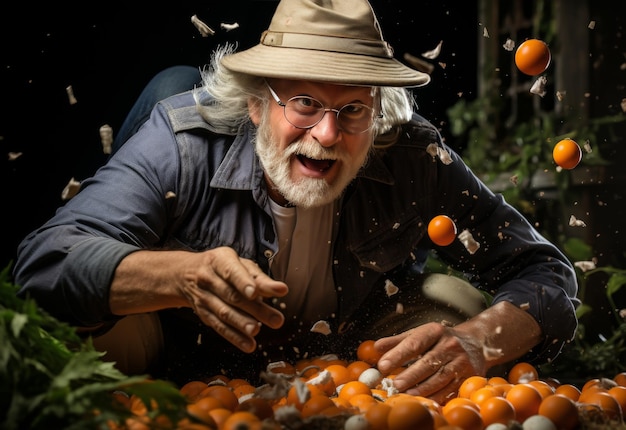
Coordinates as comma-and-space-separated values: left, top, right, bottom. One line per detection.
221, 0, 430, 87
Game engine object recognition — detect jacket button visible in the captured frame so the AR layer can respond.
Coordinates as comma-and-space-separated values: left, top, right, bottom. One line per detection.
263, 250, 274, 259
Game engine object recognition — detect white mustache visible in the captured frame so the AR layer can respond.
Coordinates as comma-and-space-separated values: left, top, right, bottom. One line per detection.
285, 140, 342, 161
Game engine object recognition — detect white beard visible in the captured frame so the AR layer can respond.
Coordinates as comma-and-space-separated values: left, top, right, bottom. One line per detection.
254, 112, 371, 208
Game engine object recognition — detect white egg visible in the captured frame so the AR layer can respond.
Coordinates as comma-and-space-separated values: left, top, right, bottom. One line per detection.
523, 415, 557, 430
358, 367, 383, 388
485, 424, 508, 430
344, 414, 369, 430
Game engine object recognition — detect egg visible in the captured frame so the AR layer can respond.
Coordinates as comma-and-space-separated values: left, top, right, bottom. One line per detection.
523, 415, 557, 430
358, 367, 383, 388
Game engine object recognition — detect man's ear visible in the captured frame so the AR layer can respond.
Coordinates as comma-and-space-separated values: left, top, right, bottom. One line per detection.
248, 98, 261, 126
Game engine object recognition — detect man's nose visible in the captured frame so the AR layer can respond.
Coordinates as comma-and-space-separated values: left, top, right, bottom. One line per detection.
310, 109, 341, 146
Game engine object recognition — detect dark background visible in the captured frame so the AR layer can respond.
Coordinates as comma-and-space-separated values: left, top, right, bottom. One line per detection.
0, 1, 478, 271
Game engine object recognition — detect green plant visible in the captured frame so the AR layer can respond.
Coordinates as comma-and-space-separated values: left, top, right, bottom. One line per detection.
0, 264, 188, 429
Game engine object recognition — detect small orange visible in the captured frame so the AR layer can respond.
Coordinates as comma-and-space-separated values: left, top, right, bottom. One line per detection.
505, 383, 543, 422
469, 385, 498, 406
458, 375, 488, 399
538, 393, 579, 430
301, 394, 336, 418
365, 402, 392, 430
357, 339, 384, 366
554, 383, 581, 401
614, 372, 626, 387
507, 362, 539, 384
387, 399, 434, 430
180, 380, 209, 402
207, 408, 232, 429
427, 214, 457, 246
480, 396, 516, 426
529, 380, 556, 399
553, 138, 582, 170
581, 390, 623, 421
443, 404, 484, 430
235, 397, 274, 420
339, 380, 372, 400
441, 397, 479, 416
232, 384, 256, 400
348, 393, 378, 412
286, 382, 324, 410
187, 396, 225, 424
515, 38, 551, 76
221, 410, 261, 430
199, 385, 239, 411
347, 360, 373, 381
325, 364, 352, 387
608, 385, 626, 416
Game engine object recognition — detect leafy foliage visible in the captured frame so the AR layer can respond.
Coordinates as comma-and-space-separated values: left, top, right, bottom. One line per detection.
0, 265, 188, 429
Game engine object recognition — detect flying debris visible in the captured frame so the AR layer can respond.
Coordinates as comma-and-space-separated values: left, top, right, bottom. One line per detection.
458, 229, 480, 254
502, 38, 515, 51
66, 85, 77, 105
422, 40, 443, 59
482, 27, 490, 38
402, 52, 435, 74
556, 90, 566, 101
384, 279, 399, 297
588, 20, 596, 30
310, 320, 331, 335
8, 152, 23, 161
529, 76, 548, 97
574, 260, 596, 272
99, 124, 113, 154
191, 15, 215, 37
61, 177, 81, 201
568, 215, 587, 227
220, 22, 239, 32
621, 98, 626, 113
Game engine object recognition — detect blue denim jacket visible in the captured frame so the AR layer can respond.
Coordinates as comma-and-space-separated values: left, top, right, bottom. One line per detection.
14, 88, 578, 369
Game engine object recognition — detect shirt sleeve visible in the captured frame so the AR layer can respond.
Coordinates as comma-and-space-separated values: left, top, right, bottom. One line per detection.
13, 102, 181, 326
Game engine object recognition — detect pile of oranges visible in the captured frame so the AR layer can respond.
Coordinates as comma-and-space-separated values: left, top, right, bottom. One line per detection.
115, 340, 626, 430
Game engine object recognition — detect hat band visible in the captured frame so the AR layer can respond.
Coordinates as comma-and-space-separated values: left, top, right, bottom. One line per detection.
260, 30, 394, 59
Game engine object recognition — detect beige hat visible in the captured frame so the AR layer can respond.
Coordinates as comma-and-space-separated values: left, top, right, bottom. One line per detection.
221, 0, 430, 87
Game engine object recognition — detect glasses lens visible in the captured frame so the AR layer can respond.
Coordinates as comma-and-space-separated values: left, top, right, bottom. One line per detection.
284, 96, 375, 134
284, 97, 325, 128
338, 104, 374, 134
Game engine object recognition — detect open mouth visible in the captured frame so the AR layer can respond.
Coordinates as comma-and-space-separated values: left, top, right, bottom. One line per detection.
296, 155, 336, 173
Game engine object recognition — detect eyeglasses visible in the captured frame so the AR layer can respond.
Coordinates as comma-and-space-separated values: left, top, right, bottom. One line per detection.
266, 82, 382, 134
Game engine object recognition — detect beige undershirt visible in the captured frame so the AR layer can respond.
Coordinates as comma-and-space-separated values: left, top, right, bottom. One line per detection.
268, 200, 338, 324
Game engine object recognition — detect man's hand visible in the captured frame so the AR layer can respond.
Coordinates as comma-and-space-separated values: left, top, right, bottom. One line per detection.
375, 301, 542, 405
110, 247, 288, 353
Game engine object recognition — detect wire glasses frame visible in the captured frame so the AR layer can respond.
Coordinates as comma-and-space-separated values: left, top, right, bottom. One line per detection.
266, 82, 382, 134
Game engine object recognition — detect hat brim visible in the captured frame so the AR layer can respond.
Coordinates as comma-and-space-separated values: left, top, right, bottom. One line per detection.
221, 44, 431, 88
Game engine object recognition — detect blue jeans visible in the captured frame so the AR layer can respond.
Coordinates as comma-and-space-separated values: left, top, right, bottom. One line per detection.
112, 65, 201, 155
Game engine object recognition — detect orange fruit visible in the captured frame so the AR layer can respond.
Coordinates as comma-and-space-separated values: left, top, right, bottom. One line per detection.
365, 402, 392, 430
515, 38, 551, 75
505, 383, 543, 422
614, 372, 626, 387
552, 138, 582, 170
235, 397, 274, 420
458, 375, 488, 399
507, 362, 539, 384
348, 393, 378, 412
286, 382, 324, 410
554, 383, 581, 401
232, 384, 256, 400
469, 385, 498, 406
480, 396, 516, 426
325, 364, 352, 387
387, 399, 434, 430
427, 215, 457, 246
207, 408, 232, 429
221, 410, 261, 430
608, 385, 626, 416
538, 393, 579, 430
199, 385, 239, 411
187, 396, 225, 424
339, 380, 372, 400
441, 397, 479, 416
301, 394, 336, 418
180, 380, 209, 401
581, 390, 623, 421
529, 380, 556, 399
347, 360, 373, 381
266, 360, 297, 376
443, 404, 484, 430
357, 339, 384, 365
